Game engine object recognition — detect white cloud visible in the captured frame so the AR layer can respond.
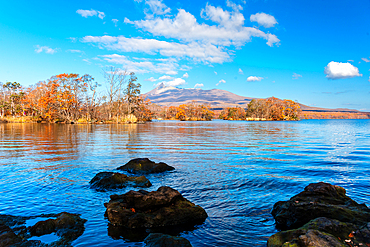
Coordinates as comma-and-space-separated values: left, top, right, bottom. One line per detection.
166, 71, 178, 75
194, 83, 204, 88
158, 75, 174, 80
238, 68, 243, 74
292, 72, 302, 80
250, 13, 278, 28
200, 3, 245, 29
100, 54, 179, 74
112, 19, 119, 26
82, 35, 229, 63
182, 72, 189, 78
67, 49, 82, 53
81, 3, 280, 75
97, 11, 106, 19
324, 61, 362, 80
226, 0, 243, 11
76, 9, 105, 19
247, 76, 263, 82
124, 17, 134, 24
214, 71, 217, 75
145, 77, 157, 82
145, 0, 171, 16
362, 58, 370, 63
162, 78, 186, 87
216, 79, 226, 86
131, 7, 280, 47
35, 45, 57, 54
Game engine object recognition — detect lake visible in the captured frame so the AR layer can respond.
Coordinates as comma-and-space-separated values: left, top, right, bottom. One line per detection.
0, 120, 369, 246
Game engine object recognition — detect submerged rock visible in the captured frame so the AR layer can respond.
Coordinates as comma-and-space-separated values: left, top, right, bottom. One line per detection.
89, 172, 152, 190
268, 182, 370, 247
117, 158, 175, 174
104, 186, 207, 229
271, 182, 370, 230
144, 233, 192, 247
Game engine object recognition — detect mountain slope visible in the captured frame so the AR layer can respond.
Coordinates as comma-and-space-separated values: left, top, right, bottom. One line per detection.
143, 83, 362, 112
143, 83, 254, 108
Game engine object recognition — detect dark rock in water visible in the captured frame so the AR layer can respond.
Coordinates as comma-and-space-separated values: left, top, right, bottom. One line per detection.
0, 212, 86, 246
268, 218, 351, 247
0, 223, 23, 247
117, 158, 175, 174
107, 219, 199, 242
271, 182, 370, 230
29, 212, 86, 245
89, 172, 152, 190
144, 233, 192, 247
268, 182, 370, 247
104, 186, 207, 229
268, 217, 370, 247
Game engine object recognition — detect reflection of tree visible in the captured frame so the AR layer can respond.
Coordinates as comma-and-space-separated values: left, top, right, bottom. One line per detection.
105, 124, 142, 157
0, 123, 99, 163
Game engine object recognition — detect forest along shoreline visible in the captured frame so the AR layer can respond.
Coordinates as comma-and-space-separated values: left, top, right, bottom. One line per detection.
1, 68, 368, 124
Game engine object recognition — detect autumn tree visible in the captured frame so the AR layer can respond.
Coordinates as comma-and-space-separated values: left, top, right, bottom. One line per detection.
124, 72, 141, 115
219, 107, 246, 120
133, 97, 153, 121
245, 97, 301, 120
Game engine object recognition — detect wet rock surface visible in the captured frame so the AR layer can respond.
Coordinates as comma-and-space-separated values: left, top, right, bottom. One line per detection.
89, 172, 152, 190
0, 223, 23, 247
144, 233, 192, 247
268, 182, 370, 247
117, 158, 175, 174
0, 212, 86, 247
272, 182, 370, 230
104, 186, 207, 229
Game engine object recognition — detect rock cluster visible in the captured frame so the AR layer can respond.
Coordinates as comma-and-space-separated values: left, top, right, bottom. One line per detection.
268, 182, 370, 247
104, 186, 208, 229
117, 158, 175, 174
0, 212, 86, 247
29, 212, 86, 244
89, 172, 152, 190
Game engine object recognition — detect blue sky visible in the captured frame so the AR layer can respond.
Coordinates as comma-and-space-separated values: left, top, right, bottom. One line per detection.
1, 0, 369, 110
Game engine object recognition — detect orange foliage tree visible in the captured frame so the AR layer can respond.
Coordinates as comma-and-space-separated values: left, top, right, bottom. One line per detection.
158, 102, 214, 121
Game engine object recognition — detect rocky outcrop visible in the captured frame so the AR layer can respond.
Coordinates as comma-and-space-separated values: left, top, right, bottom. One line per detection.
89, 172, 152, 190
104, 186, 207, 229
0, 212, 86, 246
144, 233, 192, 247
268, 182, 370, 247
0, 223, 23, 247
271, 182, 370, 230
117, 158, 175, 174
29, 212, 86, 244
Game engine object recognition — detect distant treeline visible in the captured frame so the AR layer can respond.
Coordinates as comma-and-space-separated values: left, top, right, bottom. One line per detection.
149, 101, 214, 121
300, 111, 370, 119
218, 97, 301, 121
4, 70, 362, 123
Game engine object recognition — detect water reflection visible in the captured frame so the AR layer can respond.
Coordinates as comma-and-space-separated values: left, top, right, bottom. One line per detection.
0, 120, 369, 246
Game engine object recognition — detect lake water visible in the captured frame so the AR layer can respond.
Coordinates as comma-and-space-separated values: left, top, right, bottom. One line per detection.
0, 120, 369, 246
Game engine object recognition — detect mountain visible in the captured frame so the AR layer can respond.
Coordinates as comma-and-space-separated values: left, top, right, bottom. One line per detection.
143, 83, 361, 112
143, 83, 254, 109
